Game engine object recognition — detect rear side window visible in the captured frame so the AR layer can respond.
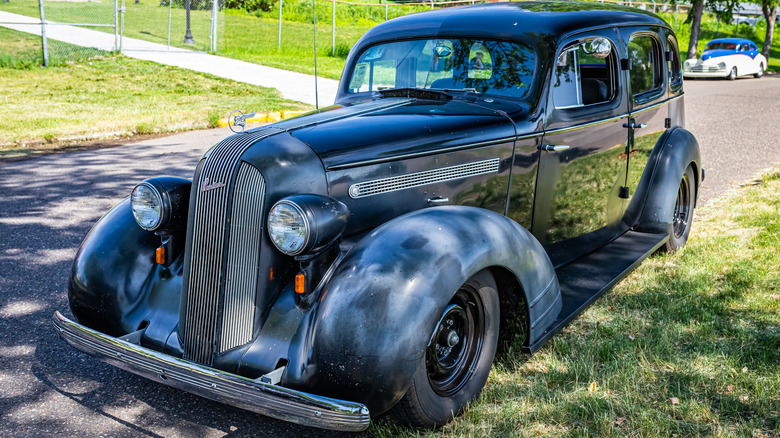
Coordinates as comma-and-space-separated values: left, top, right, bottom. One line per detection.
667, 36, 682, 92
628, 35, 663, 97
553, 37, 617, 108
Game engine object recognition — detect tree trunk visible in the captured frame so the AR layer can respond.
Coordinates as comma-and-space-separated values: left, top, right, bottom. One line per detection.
686, 1, 705, 60
762, 3, 777, 60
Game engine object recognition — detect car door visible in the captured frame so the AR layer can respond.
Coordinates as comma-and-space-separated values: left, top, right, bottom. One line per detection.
620, 28, 672, 208
532, 29, 630, 267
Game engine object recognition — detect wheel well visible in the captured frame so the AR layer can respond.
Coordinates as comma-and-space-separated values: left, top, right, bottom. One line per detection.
488, 267, 530, 356
688, 160, 700, 208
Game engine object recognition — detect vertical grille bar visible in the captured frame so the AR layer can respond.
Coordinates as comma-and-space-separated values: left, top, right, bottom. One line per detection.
219, 164, 266, 352
182, 129, 277, 366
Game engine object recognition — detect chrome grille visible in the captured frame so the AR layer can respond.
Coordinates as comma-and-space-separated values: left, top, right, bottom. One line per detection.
348, 158, 500, 198
219, 163, 266, 352
182, 129, 277, 365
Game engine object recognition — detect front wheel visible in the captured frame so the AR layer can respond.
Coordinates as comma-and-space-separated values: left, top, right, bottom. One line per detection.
390, 270, 499, 428
754, 63, 764, 79
727, 66, 737, 80
662, 165, 696, 252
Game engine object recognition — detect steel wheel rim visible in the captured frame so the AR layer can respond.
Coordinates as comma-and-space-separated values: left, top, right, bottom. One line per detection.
426, 286, 485, 397
672, 173, 691, 238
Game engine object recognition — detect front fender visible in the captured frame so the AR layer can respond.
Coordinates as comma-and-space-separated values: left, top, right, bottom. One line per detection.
68, 199, 183, 347
310, 206, 560, 415
627, 127, 702, 234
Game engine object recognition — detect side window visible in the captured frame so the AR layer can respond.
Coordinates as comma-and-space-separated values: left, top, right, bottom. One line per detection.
667, 36, 682, 92
628, 35, 662, 98
553, 37, 616, 108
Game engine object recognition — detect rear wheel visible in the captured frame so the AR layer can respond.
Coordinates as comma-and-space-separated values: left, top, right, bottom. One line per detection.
727, 66, 737, 80
754, 63, 764, 78
390, 270, 499, 428
662, 165, 696, 252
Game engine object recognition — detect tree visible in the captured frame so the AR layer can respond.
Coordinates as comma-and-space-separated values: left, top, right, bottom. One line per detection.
757, 0, 778, 59
684, 0, 739, 60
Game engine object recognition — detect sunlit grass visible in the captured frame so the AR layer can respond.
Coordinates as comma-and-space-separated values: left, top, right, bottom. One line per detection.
371, 167, 780, 436
0, 54, 310, 148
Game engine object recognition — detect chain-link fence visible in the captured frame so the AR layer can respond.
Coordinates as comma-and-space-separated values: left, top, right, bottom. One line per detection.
0, 0, 223, 67
1, 0, 695, 69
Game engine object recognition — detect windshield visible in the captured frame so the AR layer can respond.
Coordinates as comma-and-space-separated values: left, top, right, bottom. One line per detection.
347, 38, 536, 99
706, 42, 737, 51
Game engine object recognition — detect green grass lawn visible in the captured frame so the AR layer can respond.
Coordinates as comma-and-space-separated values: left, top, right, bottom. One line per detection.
370, 167, 780, 436
0, 43, 309, 149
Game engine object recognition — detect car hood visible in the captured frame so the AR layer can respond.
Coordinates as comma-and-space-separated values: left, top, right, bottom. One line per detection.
701, 49, 741, 60
270, 96, 527, 170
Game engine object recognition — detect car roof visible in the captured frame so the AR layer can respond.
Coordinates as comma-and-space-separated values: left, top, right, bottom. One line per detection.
707, 38, 755, 45
355, 1, 669, 46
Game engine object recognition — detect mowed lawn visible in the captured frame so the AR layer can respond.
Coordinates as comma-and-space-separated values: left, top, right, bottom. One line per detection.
371, 169, 780, 437
0, 46, 309, 149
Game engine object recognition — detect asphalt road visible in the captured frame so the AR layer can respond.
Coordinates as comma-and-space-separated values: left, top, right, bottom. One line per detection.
1, 77, 779, 437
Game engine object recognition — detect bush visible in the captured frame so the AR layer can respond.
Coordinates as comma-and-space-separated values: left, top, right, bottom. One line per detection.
225, 0, 278, 13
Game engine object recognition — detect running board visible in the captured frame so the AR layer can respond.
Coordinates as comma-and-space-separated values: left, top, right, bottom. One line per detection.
523, 231, 668, 354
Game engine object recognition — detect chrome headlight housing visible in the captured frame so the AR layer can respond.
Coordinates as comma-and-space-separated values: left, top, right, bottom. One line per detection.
718, 62, 727, 70
268, 195, 349, 257
130, 177, 191, 233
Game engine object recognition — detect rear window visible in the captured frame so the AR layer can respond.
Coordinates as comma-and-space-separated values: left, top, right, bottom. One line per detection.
347, 38, 536, 99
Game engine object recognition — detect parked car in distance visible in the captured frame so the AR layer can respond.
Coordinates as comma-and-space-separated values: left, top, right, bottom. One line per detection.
55, 1, 703, 432
683, 38, 766, 80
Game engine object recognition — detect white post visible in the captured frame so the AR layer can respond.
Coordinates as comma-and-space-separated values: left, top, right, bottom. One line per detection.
211, 0, 218, 52
313, 0, 318, 109
331, 0, 335, 56
167, 0, 172, 49
38, 0, 49, 66
113, 0, 119, 51
120, 0, 125, 52
278, 0, 283, 49
385, 2, 388, 21
430, 0, 433, 11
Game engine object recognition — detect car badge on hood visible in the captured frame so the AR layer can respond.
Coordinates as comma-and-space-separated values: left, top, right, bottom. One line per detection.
201, 177, 226, 193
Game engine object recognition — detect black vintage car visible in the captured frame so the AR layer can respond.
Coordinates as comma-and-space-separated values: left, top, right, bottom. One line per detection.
55, 1, 702, 432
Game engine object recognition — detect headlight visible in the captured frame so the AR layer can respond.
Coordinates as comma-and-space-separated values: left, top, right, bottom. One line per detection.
268, 201, 309, 255
130, 177, 191, 233
718, 62, 726, 69
131, 183, 164, 231
268, 195, 349, 257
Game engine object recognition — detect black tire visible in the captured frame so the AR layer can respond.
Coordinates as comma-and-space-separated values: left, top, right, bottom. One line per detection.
727, 66, 737, 81
754, 63, 764, 79
662, 165, 695, 252
390, 270, 499, 428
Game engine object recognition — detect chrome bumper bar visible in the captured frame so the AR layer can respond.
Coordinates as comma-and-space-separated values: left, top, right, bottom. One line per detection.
53, 311, 370, 432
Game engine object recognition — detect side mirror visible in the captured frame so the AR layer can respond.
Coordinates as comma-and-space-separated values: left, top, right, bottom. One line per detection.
581, 37, 611, 59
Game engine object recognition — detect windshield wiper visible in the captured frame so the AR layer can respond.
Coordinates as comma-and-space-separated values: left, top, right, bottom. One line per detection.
377, 88, 452, 101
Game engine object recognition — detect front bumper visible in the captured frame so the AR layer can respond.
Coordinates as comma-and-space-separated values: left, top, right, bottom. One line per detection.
53, 311, 371, 432
683, 65, 728, 78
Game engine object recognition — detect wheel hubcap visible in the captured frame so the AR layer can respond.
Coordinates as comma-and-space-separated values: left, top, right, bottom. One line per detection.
426, 287, 485, 396
672, 174, 691, 238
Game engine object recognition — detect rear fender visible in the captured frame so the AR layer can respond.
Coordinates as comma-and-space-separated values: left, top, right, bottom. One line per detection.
626, 127, 702, 233
310, 206, 560, 415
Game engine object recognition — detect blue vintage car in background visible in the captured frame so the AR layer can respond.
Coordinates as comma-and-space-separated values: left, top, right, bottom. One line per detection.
683, 38, 766, 80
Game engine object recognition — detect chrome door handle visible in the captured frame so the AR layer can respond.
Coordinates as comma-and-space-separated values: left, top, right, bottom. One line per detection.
539, 144, 570, 152
427, 196, 449, 205
622, 122, 647, 129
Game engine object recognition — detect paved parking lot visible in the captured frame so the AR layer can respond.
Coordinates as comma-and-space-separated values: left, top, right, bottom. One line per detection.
1, 77, 779, 437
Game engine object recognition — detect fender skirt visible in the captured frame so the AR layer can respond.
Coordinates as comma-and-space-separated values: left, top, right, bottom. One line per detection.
626, 126, 702, 233
310, 206, 561, 415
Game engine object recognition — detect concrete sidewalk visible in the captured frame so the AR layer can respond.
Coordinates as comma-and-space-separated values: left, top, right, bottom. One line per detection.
0, 10, 338, 106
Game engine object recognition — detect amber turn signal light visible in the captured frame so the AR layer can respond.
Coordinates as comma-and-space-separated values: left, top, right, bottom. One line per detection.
295, 273, 305, 294
155, 247, 165, 265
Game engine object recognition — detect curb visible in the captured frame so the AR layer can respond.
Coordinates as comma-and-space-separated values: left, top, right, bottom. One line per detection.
216, 110, 307, 128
